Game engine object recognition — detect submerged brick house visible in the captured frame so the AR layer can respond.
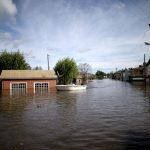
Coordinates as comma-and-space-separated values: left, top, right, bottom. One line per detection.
0, 70, 57, 92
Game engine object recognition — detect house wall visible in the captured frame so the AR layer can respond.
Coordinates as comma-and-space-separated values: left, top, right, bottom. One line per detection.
76, 78, 83, 85
147, 65, 150, 76
2, 79, 56, 90
131, 67, 144, 76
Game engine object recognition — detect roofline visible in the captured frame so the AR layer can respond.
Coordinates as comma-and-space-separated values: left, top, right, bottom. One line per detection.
0, 77, 57, 80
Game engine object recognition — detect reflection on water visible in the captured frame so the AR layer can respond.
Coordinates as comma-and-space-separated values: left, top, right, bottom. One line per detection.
1, 87, 57, 96
0, 79, 150, 150
11, 88, 27, 96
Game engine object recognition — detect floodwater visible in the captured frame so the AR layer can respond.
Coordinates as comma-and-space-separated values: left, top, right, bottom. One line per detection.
0, 79, 150, 150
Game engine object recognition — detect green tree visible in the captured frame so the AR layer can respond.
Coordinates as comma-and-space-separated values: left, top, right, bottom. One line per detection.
54, 57, 78, 85
95, 70, 106, 79
0, 50, 31, 71
106, 72, 113, 78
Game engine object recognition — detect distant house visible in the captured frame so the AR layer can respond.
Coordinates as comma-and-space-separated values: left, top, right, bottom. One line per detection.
128, 64, 146, 82
147, 59, 150, 76
146, 59, 150, 83
131, 65, 145, 77
122, 69, 131, 81
75, 74, 84, 85
0, 70, 57, 92
113, 71, 122, 80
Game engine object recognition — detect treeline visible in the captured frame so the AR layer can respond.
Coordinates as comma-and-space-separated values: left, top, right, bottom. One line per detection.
0, 50, 43, 71
0, 50, 31, 71
95, 70, 106, 79
0, 50, 107, 83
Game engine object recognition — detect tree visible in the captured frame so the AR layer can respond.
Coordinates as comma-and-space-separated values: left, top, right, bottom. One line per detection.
106, 72, 113, 79
54, 57, 78, 85
95, 70, 106, 79
0, 50, 31, 71
78, 63, 91, 84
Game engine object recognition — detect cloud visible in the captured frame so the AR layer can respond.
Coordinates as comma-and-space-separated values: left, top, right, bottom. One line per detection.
0, 0, 17, 17
78, 48, 92, 53
0, 31, 12, 40
0, 31, 13, 50
0, 31, 23, 51
1, 0, 150, 72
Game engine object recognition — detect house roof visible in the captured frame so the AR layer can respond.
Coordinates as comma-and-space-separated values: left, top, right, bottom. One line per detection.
0, 70, 57, 80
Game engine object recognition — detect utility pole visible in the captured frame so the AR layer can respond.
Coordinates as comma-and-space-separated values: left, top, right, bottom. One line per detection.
144, 54, 146, 85
47, 54, 50, 70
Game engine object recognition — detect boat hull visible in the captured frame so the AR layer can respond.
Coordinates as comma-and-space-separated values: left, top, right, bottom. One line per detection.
56, 85, 87, 91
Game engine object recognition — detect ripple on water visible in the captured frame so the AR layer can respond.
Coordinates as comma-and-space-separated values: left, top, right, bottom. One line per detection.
1, 79, 150, 150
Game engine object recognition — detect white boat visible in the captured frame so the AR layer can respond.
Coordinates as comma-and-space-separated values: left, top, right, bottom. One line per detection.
56, 84, 87, 91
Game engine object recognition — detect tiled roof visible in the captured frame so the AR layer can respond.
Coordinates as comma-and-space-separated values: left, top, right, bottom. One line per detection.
0, 70, 57, 79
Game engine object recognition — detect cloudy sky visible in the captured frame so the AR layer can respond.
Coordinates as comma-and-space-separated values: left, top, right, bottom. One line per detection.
0, 0, 150, 73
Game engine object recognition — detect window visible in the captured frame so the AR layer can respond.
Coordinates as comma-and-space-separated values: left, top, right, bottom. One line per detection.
35, 83, 48, 88
34, 82, 49, 93
10, 82, 27, 95
11, 82, 27, 90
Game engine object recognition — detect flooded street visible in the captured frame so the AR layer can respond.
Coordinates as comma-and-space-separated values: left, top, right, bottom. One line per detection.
0, 79, 150, 150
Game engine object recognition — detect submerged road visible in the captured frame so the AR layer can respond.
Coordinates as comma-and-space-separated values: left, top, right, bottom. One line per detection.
0, 79, 150, 150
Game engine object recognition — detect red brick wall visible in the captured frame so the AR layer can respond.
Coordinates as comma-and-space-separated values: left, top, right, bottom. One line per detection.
2, 79, 57, 90
2, 80, 10, 90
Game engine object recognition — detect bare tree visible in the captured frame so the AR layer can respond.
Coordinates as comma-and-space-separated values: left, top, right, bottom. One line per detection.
78, 63, 92, 84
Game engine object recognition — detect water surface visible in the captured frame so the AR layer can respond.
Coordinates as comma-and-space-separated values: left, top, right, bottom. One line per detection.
0, 79, 150, 150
